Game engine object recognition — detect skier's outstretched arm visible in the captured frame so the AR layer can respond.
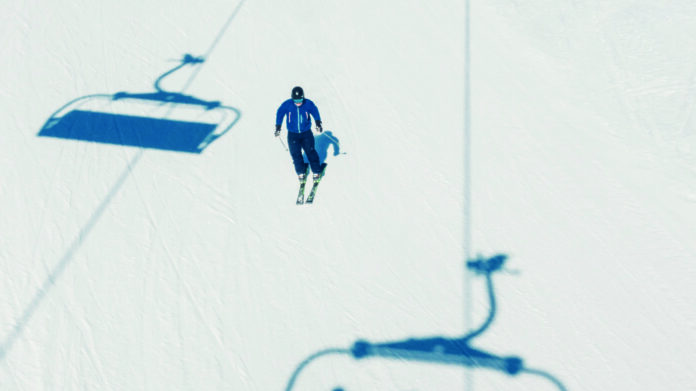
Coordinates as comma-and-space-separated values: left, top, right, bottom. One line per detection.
309, 101, 321, 122
309, 101, 322, 132
275, 103, 286, 136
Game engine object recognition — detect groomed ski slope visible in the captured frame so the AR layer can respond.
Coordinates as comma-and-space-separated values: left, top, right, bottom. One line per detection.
1, 0, 695, 390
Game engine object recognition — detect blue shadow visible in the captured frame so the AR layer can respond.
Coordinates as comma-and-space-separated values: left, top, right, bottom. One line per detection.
0, 151, 144, 362
285, 255, 568, 391
38, 54, 241, 153
303, 130, 341, 164
40, 110, 218, 153
1, 54, 241, 363
314, 130, 341, 163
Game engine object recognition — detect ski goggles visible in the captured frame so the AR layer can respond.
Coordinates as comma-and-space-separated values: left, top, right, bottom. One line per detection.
293, 98, 304, 104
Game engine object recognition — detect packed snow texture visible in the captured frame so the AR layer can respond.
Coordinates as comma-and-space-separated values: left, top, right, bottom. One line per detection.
1, 0, 695, 390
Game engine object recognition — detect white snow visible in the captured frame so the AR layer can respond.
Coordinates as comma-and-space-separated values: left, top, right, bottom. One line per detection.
1, 0, 695, 390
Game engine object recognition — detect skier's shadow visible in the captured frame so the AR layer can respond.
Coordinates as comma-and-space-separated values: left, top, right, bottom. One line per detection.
304, 130, 341, 164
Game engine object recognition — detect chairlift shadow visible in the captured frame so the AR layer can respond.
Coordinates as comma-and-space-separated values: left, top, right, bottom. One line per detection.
38, 54, 241, 153
285, 254, 568, 391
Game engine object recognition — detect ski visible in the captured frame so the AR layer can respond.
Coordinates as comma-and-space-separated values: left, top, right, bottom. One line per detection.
296, 183, 307, 205
305, 182, 319, 204
305, 163, 327, 204
296, 164, 310, 205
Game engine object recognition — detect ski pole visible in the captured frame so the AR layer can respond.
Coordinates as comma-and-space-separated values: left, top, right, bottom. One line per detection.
323, 132, 340, 146
277, 136, 288, 151
322, 131, 347, 155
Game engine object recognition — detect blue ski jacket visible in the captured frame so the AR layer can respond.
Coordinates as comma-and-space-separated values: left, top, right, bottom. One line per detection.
276, 98, 322, 133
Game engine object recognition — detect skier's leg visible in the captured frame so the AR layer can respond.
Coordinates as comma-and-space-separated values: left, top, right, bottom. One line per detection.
288, 133, 308, 175
301, 131, 323, 174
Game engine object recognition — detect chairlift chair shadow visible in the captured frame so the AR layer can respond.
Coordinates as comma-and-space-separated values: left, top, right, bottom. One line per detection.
285, 254, 568, 391
39, 54, 240, 153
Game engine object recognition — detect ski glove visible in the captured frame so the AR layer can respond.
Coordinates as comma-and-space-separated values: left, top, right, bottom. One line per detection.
274, 124, 281, 137
316, 121, 323, 133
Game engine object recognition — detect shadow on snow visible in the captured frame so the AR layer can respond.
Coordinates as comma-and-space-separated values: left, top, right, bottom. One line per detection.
285, 254, 568, 391
0, 54, 241, 363
38, 54, 241, 153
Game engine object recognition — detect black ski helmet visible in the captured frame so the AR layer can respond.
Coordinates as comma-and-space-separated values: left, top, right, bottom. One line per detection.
291, 86, 304, 100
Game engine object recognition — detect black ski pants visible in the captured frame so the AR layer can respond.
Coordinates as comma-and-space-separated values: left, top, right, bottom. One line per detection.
288, 130, 322, 175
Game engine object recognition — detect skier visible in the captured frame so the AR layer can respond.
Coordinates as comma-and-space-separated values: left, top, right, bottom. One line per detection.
275, 86, 326, 183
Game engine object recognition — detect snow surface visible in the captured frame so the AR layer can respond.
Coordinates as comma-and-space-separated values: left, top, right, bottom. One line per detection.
1, 0, 695, 390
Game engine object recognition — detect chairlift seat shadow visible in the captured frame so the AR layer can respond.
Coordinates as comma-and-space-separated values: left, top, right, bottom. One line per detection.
38, 54, 240, 153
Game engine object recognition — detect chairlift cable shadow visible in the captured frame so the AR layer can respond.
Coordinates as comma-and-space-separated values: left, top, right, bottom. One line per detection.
1, 1, 246, 364
38, 2, 247, 153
